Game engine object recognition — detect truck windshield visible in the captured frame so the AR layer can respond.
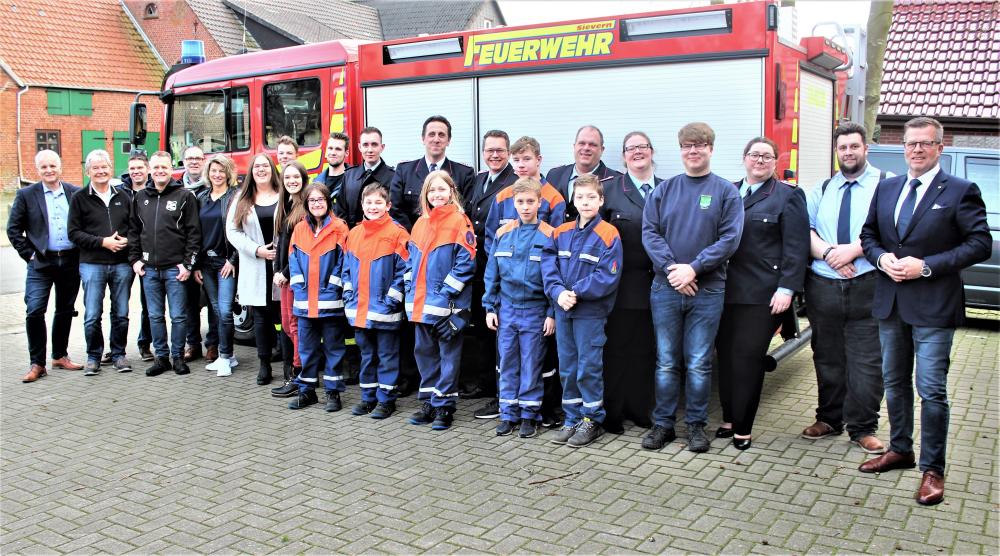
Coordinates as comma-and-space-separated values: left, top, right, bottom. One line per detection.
168, 88, 250, 166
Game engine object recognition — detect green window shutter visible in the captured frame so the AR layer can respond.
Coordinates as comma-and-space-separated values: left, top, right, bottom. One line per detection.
47, 89, 69, 115
69, 91, 93, 116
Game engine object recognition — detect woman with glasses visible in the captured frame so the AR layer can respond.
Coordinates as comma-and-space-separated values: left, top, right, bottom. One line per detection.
226, 154, 288, 385
197, 155, 240, 376
599, 132, 661, 434
715, 137, 809, 450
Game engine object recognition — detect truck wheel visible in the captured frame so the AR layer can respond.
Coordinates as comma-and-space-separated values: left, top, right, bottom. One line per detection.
233, 298, 255, 346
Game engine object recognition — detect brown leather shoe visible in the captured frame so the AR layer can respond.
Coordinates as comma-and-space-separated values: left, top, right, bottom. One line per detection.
916, 471, 944, 505
22, 364, 47, 383
801, 421, 841, 439
183, 344, 202, 362
51, 356, 83, 370
858, 450, 916, 473
853, 435, 886, 454
205, 345, 219, 363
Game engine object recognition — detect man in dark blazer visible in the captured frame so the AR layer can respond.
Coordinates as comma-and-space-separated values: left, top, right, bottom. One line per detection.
336, 126, 395, 228
545, 125, 621, 221
460, 130, 517, 400
389, 115, 475, 231
859, 117, 992, 506
7, 150, 85, 382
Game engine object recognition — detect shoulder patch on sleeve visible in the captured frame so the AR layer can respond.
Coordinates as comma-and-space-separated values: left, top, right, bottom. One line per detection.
593, 221, 620, 247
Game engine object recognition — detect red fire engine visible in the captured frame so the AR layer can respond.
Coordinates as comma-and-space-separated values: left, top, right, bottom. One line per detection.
132, 0, 850, 187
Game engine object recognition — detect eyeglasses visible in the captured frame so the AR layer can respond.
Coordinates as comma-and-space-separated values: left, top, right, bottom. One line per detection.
903, 140, 940, 150
483, 148, 508, 155
680, 143, 710, 152
307, 198, 327, 205
184, 156, 205, 162
623, 144, 651, 153
745, 153, 776, 162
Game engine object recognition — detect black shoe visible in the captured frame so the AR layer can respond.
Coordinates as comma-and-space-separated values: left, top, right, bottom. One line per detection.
733, 437, 752, 451
459, 385, 490, 399
642, 425, 676, 450
431, 406, 455, 430
473, 398, 500, 419
172, 358, 190, 375
550, 423, 579, 445
715, 426, 735, 438
370, 401, 396, 420
324, 391, 343, 412
496, 420, 517, 436
257, 359, 273, 385
567, 418, 603, 447
282, 360, 293, 382
542, 412, 565, 429
138, 345, 154, 362
352, 400, 377, 416
409, 402, 435, 425
518, 420, 538, 438
603, 419, 625, 435
688, 424, 710, 453
146, 356, 171, 377
270, 381, 298, 398
288, 389, 318, 409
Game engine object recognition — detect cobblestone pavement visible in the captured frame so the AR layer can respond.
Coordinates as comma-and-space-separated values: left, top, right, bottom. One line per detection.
1, 285, 997, 554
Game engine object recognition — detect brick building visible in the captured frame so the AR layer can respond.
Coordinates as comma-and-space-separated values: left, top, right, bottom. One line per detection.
877, 0, 999, 147
0, 0, 165, 187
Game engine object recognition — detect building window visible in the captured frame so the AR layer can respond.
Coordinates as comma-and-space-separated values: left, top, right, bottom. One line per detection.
36, 130, 61, 155
47, 89, 93, 116
483, 18, 493, 29
144, 2, 158, 19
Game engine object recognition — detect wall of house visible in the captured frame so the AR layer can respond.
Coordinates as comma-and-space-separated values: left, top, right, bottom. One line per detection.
0, 70, 21, 190
877, 121, 999, 149
124, 0, 226, 65
469, 2, 505, 30
14, 88, 164, 185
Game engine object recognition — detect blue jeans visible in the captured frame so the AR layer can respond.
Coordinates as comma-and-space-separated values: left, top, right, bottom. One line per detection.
79, 263, 132, 362
24, 256, 80, 366
650, 281, 725, 429
142, 266, 188, 359
555, 314, 607, 426
201, 257, 236, 358
878, 314, 954, 475
134, 276, 151, 348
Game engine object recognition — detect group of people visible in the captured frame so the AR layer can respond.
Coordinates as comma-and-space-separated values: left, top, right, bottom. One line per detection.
8, 115, 990, 507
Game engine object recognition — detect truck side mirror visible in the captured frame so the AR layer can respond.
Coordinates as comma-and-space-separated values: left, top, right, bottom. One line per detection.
130, 103, 148, 148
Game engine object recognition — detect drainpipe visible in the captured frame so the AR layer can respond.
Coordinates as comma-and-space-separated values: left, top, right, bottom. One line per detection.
15, 83, 28, 184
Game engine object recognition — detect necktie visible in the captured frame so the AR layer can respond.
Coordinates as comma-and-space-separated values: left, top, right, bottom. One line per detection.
429, 163, 437, 173
640, 183, 651, 198
485, 177, 493, 193
896, 178, 921, 236
568, 176, 576, 203
743, 185, 752, 200
837, 181, 856, 245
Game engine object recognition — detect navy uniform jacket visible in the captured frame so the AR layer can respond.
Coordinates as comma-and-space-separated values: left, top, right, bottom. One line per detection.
465, 163, 517, 271
6, 181, 81, 269
335, 160, 395, 228
602, 174, 662, 310
389, 157, 475, 231
725, 177, 809, 305
546, 161, 622, 222
861, 171, 991, 328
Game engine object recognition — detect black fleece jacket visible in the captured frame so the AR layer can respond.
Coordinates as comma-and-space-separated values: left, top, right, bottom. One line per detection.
128, 180, 201, 269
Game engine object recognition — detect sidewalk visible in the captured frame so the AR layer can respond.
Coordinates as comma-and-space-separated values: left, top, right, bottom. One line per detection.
0, 287, 997, 554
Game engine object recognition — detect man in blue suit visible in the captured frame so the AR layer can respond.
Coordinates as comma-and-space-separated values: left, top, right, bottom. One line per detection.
7, 150, 85, 382
859, 117, 992, 506
545, 125, 621, 222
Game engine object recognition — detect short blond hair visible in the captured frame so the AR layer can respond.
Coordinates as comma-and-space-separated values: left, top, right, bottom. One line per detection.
510, 177, 542, 198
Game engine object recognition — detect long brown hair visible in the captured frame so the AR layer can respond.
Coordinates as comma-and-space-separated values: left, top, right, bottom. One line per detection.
233, 154, 286, 237
281, 161, 309, 232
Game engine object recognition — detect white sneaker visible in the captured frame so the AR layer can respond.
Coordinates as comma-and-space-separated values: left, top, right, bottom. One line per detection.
205, 358, 223, 372
216, 358, 233, 377
227, 356, 239, 368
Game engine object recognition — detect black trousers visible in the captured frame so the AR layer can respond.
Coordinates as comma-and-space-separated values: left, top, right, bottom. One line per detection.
252, 298, 281, 360
602, 308, 655, 432
716, 303, 778, 436
463, 276, 498, 395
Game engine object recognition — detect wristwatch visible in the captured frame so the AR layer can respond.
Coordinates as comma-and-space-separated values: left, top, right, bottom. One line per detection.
920, 262, 932, 278
822, 246, 834, 260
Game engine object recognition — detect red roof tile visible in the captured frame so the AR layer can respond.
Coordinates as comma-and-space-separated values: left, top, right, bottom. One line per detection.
880, 0, 999, 120
0, 0, 163, 90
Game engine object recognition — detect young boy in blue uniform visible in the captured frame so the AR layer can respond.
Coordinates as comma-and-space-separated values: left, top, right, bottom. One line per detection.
342, 183, 409, 419
483, 177, 556, 438
542, 174, 623, 447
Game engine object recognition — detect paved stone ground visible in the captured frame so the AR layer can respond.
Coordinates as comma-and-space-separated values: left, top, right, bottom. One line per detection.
1, 284, 997, 554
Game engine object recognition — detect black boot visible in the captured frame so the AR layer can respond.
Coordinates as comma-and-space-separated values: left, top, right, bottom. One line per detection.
172, 358, 190, 375
146, 356, 171, 377
257, 358, 273, 385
